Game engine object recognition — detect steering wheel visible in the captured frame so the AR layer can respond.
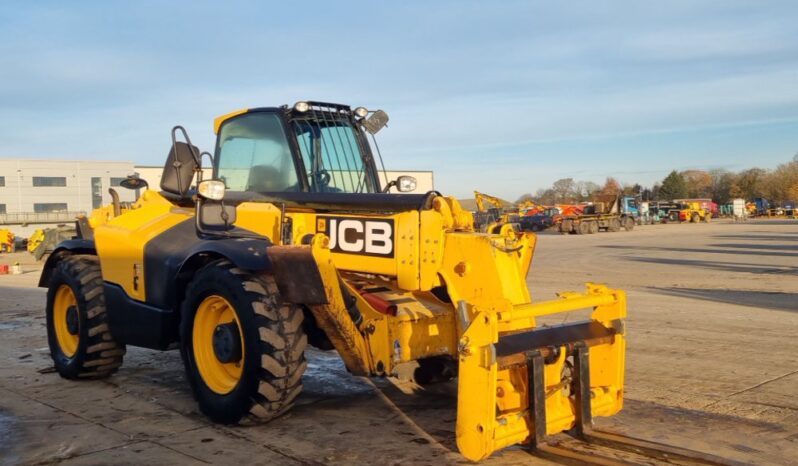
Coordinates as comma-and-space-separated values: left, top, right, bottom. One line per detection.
315, 170, 331, 188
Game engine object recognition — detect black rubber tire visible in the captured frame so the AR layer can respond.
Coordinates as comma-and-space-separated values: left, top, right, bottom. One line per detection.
588, 221, 599, 234
623, 217, 635, 231
704, 214, 711, 223
608, 218, 622, 232
560, 219, 572, 235
691, 213, 700, 223
576, 221, 590, 235
180, 259, 307, 425
45, 255, 125, 379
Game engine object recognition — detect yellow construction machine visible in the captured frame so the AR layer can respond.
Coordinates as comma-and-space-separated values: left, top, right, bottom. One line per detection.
26, 189, 134, 261
39, 102, 628, 461
0, 229, 14, 253
473, 190, 524, 232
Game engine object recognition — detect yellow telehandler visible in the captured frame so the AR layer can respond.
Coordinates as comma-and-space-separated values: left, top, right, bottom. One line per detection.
39, 101, 630, 461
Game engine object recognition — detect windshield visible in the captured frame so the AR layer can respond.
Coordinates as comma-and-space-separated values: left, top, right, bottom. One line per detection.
216, 113, 299, 192
292, 116, 375, 193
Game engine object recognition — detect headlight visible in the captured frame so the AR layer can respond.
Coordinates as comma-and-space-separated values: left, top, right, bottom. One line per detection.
397, 176, 417, 192
294, 101, 310, 112
354, 106, 368, 118
197, 180, 226, 200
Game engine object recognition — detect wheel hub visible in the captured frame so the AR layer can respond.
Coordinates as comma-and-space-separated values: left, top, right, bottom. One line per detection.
212, 322, 242, 363
65, 305, 79, 335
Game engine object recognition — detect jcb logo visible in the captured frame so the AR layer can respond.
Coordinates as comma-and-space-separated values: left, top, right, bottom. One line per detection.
316, 216, 394, 257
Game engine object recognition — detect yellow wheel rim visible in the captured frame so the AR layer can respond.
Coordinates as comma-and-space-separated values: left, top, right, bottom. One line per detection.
53, 284, 79, 358
193, 295, 245, 395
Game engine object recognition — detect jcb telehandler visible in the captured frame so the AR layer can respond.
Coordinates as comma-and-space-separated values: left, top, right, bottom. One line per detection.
40, 101, 627, 461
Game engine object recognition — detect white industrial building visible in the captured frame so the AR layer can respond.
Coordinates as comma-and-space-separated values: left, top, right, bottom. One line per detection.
0, 160, 138, 236
1, 159, 433, 237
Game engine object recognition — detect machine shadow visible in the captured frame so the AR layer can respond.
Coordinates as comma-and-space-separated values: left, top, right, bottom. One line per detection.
712, 234, 798, 241
623, 256, 798, 275
601, 244, 798, 258
370, 377, 461, 452
646, 287, 797, 312
707, 242, 798, 251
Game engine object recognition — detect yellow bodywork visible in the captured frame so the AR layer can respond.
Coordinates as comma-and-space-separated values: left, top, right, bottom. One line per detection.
94, 190, 192, 301
90, 187, 626, 461
81, 101, 627, 461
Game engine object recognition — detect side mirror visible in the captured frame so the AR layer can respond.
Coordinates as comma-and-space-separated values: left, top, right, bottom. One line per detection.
362, 109, 389, 134
119, 174, 149, 190
161, 126, 201, 197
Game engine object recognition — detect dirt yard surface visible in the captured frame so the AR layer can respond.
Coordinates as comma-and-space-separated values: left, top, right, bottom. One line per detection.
0, 220, 796, 465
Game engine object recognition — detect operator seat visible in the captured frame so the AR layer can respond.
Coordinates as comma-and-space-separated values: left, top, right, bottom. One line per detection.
246, 165, 283, 192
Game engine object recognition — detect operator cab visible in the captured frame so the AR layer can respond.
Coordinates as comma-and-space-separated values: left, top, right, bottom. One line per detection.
213, 101, 414, 195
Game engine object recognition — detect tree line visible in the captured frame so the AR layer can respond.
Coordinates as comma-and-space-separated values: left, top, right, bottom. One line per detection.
518, 154, 798, 206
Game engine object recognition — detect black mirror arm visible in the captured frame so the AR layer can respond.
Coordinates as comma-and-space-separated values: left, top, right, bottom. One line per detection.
382, 180, 397, 193
199, 151, 214, 183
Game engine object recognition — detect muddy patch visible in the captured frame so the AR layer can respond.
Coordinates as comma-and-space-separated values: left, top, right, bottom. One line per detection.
0, 409, 17, 465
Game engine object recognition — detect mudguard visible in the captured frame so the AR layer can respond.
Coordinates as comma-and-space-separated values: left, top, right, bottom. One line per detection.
38, 239, 97, 287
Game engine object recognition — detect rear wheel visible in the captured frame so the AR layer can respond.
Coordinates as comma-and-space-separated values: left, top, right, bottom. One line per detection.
588, 221, 599, 234
691, 213, 700, 223
180, 260, 307, 424
45, 255, 124, 379
608, 218, 621, 232
623, 217, 635, 231
560, 219, 572, 235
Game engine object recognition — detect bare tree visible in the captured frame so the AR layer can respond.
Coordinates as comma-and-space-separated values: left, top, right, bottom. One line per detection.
551, 178, 576, 203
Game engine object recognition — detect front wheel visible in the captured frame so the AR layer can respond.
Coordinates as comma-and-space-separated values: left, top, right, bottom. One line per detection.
180, 260, 307, 424
623, 217, 635, 231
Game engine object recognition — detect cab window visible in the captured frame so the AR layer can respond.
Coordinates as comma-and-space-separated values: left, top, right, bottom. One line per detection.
216, 113, 299, 192
292, 119, 374, 193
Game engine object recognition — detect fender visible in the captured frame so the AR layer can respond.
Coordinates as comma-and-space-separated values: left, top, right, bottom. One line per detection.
38, 239, 97, 288
144, 219, 274, 310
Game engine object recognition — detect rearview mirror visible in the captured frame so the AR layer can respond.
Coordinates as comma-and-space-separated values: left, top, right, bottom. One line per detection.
197, 200, 237, 231
362, 109, 389, 134
119, 174, 149, 190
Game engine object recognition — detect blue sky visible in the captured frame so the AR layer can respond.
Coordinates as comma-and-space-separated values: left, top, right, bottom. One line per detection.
1, 1, 797, 199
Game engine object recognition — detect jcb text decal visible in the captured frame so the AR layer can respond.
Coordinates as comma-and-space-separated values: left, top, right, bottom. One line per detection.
316, 216, 394, 257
